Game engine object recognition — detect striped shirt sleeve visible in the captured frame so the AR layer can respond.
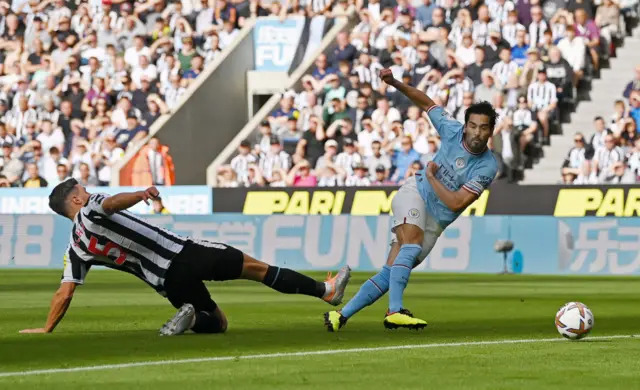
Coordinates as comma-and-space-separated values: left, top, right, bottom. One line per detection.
84, 193, 109, 215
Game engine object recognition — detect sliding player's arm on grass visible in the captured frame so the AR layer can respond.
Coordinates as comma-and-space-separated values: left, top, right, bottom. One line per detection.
20, 249, 88, 334
425, 161, 493, 213
101, 186, 160, 215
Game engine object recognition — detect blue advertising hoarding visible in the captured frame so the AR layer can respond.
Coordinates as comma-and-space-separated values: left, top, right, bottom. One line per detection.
2, 214, 640, 275
0, 186, 211, 215
253, 16, 305, 72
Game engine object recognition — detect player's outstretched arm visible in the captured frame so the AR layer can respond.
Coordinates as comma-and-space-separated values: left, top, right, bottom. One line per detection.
379, 68, 436, 112
20, 282, 77, 334
102, 186, 160, 215
425, 162, 478, 212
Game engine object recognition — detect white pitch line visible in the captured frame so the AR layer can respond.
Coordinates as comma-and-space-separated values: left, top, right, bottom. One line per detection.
0, 334, 637, 379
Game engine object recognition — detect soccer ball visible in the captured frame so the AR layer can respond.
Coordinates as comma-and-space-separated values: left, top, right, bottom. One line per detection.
555, 302, 594, 340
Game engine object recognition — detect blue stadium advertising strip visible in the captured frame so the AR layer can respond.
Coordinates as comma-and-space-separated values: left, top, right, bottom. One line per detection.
2, 214, 640, 275
0, 186, 212, 215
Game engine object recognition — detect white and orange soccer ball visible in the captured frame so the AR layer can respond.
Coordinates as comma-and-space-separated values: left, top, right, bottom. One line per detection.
555, 302, 594, 340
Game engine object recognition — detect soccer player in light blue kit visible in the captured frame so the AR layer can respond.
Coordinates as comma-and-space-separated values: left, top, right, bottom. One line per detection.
325, 68, 499, 331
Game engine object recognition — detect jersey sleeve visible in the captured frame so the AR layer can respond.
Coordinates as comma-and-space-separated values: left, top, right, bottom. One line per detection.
61, 245, 89, 285
425, 105, 463, 139
462, 161, 498, 196
83, 193, 109, 215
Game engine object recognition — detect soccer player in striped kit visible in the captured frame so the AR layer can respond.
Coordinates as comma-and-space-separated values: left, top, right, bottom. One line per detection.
20, 179, 350, 336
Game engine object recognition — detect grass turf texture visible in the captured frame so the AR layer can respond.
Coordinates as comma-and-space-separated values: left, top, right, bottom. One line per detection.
1, 270, 640, 389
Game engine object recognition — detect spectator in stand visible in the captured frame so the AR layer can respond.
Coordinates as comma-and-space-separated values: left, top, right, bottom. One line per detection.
312, 54, 336, 81
557, 25, 586, 86
230, 139, 257, 187
286, 159, 317, 187
630, 90, 640, 126
258, 136, 292, 184
77, 161, 98, 187
624, 138, 640, 183
366, 140, 392, 178
510, 29, 529, 67
562, 133, 589, 184
345, 162, 371, 186
513, 96, 538, 153
595, 0, 620, 57
331, 32, 358, 68
528, 6, 549, 48
622, 65, 640, 99
417, 0, 437, 28
545, 46, 574, 101
151, 197, 170, 214
0, 140, 23, 186
22, 163, 48, 188
592, 134, 625, 183
572, 9, 601, 71
335, 138, 363, 176
620, 117, 638, 149
391, 135, 420, 183
371, 164, 393, 185
590, 116, 612, 151
474, 69, 502, 103
295, 115, 326, 168
527, 66, 558, 145
465, 46, 489, 86
610, 99, 628, 134
493, 113, 522, 182
358, 118, 383, 157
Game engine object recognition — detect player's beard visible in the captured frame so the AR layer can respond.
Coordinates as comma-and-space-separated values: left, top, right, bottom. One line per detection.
465, 135, 486, 153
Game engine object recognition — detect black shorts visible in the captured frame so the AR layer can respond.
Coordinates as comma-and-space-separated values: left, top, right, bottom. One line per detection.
163, 239, 244, 312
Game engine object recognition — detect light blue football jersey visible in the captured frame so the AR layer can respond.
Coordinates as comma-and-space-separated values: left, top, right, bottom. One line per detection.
414, 105, 498, 229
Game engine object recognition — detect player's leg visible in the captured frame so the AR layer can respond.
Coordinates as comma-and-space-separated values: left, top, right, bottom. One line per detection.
324, 242, 399, 332
180, 238, 350, 305
239, 253, 350, 305
161, 261, 227, 336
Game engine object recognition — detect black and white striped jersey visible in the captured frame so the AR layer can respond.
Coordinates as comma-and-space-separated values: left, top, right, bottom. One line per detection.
528, 20, 548, 48
562, 147, 586, 169
594, 146, 624, 171
491, 60, 519, 86
61, 193, 186, 294
527, 81, 557, 110
353, 62, 384, 89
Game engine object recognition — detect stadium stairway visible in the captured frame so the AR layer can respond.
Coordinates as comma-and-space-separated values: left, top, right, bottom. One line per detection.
521, 28, 640, 185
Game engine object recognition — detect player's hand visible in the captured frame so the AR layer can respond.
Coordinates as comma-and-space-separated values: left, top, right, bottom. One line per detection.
19, 328, 48, 334
140, 186, 160, 205
379, 68, 395, 85
426, 161, 439, 178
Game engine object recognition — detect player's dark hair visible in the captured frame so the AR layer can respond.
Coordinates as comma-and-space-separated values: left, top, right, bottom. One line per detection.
49, 178, 78, 217
465, 101, 499, 131
594, 116, 604, 122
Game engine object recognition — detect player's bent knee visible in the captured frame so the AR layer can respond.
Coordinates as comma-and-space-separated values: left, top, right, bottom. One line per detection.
192, 310, 227, 334
240, 254, 269, 282
395, 224, 424, 245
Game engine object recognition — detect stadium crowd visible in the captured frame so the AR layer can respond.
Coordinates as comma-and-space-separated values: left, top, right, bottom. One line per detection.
217, 0, 637, 187
0, 0, 250, 188
562, 64, 640, 184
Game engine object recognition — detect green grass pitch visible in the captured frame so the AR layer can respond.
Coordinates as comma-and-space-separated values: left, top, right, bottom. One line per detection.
1, 270, 640, 389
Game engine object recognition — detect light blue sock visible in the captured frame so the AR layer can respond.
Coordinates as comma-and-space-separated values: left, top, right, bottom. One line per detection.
388, 244, 421, 313
340, 265, 391, 319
